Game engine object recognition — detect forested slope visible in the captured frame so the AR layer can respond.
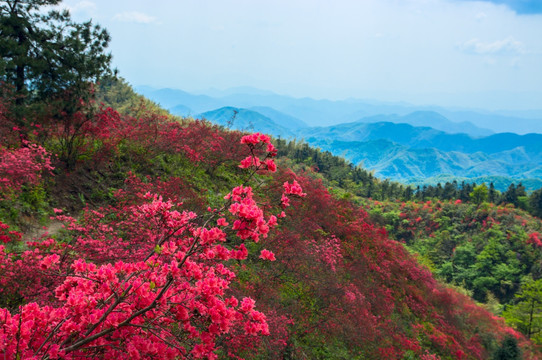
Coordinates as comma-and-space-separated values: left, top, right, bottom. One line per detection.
0, 78, 540, 359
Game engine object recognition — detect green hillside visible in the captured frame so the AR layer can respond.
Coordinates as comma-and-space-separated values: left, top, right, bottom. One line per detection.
1, 75, 541, 358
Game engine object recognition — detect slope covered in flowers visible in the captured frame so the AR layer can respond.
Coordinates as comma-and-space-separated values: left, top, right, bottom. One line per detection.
0, 83, 540, 358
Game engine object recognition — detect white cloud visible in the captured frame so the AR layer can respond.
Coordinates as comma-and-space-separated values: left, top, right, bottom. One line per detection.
65, 1, 96, 14
44, 1, 95, 16
459, 36, 525, 55
113, 11, 157, 24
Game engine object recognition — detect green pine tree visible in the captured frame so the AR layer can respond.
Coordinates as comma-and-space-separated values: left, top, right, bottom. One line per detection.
0, 0, 113, 124
502, 278, 542, 344
493, 335, 521, 360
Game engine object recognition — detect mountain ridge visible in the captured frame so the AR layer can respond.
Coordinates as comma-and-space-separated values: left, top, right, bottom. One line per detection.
195, 105, 542, 185
136, 85, 542, 134
135, 86, 542, 187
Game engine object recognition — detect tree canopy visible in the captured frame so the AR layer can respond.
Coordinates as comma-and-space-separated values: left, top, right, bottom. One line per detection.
0, 0, 112, 122
503, 278, 542, 343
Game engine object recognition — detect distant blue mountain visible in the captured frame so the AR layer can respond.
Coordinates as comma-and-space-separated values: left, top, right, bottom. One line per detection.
304, 137, 542, 181
134, 86, 542, 184
199, 107, 295, 139
300, 121, 542, 156
248, 106, 308, 130
135, 85, 542, 135
202, 86, 278, 97
439, 110, 542, 135
355, 111, 493, 137
170, 104, 192, 117
299, 121, 542, 181
135, 87, 221, 113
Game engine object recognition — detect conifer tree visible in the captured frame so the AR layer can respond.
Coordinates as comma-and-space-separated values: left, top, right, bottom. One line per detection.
493, 336, 521, 360
488, 182, 499, 203
529, 188, 542, 218
0, 0, 112, 123
503, 278, 542, 343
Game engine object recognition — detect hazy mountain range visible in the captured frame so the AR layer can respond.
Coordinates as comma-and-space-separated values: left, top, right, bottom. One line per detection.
136, 86, 542, 188
136, 85, 542, 134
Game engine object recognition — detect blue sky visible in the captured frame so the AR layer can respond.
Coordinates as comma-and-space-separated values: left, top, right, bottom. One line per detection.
459, 0, 542, 14
60, 0, 542, 111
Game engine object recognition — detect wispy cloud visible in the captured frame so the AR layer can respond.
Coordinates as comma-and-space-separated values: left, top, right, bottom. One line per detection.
113, 11, 157, 24
46, 1, 96, 16
459, 36, 524, 55
65, 1, 96, 13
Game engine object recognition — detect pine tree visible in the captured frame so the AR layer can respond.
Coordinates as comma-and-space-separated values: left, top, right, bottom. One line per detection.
493, 335, 521, 360
0, 0, 113, 124
502, 278, 542, 343
502, 183, 518, 206
529, 188, 542, 218
488, 182, 499, 203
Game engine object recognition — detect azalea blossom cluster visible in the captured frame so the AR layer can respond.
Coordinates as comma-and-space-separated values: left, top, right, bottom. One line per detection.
225, 185, 277, 242
0, 221, 21, 244
528, 232, 541, 247
0, 141, 54, 198
0, 133, 303, 359
281, 180, 306, 208
238, 133, 277, 172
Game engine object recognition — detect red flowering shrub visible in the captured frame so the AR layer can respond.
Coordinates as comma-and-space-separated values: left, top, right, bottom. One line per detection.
527, 232, 542, 247
0, 134, 301, 359
0, 141, 54, 199
0, 221, 22, 244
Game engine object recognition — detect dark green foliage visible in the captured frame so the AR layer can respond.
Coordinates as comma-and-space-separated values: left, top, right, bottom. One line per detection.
493, 336, 521, 360
408, 175, 542, 194
503, 278, 542, 343
366, 198, 542, 307
0, 0, 112, 124
502, 183, 527, 208
489, 182, 498, 203
529, 189, 542, 218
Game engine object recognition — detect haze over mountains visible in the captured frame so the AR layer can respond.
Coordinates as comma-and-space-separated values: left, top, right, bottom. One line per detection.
136, 85, 542, 134
136, 86, 542, 188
